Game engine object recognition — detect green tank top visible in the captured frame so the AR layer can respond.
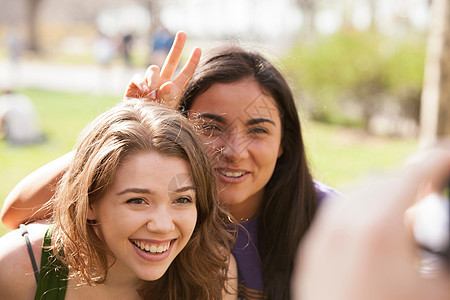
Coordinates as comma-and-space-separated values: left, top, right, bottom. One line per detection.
34, 227, 68, 300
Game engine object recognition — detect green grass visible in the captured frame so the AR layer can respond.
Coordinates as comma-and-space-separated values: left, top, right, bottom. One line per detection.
0, 89, 119, 236
302, 121, 418, 189
0, 90, 419, 237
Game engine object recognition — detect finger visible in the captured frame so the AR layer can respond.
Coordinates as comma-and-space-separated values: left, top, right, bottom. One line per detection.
124, 74, 148, 98
144, 65, 161, 92
404, 147, 450, 193
131, 73, 149, 92
172, 47, 202, 95
148, 89, 157, 101
385, 146, 450, 216
160, 31, 187, 83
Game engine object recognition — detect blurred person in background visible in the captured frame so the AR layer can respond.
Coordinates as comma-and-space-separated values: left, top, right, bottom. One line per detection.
0, 90, 45, 145
149, 24, 175, 67
93, 31, 115, 68
119, 31, 134, 67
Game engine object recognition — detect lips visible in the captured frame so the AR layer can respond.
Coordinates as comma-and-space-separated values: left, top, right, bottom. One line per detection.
215, 168, 249, 182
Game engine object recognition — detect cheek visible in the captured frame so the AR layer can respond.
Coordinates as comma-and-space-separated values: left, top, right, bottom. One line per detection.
198, 137, 223, 160
178, 208, 198, 238
251, 140, 281, 164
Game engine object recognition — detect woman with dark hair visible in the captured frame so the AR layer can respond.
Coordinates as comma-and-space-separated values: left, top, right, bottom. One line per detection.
0, 100, 237, 299
177, 46, 330, 299
1, 32, 337, 299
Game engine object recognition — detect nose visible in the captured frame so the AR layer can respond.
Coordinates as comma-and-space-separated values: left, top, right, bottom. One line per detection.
219, 128, 249, 162
146, 205, 176, 234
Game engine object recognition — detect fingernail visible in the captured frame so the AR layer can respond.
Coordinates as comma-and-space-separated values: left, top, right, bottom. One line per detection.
149, 90, 157, 100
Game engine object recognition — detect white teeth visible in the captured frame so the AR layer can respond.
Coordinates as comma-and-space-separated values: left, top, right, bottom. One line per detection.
219, 170, 245, 178
132, 240, 170, 254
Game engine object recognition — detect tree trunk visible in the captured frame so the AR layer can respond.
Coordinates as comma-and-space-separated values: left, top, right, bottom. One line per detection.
25, 0, 43, 53
296, 0, 316, 36
341, 0, 354, 31
368, 0, 377, 31
420, 0, 450, 147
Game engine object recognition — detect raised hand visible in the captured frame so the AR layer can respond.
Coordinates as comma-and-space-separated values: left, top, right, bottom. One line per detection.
124, 31, 201, 108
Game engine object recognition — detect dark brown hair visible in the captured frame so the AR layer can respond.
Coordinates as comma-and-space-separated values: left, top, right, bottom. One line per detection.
179, 46, 318, 299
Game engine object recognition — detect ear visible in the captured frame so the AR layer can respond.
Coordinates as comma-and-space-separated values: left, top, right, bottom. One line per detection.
87, 203, 97, 221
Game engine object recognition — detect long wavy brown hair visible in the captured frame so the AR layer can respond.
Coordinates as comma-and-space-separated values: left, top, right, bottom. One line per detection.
180, 46, 318, 300
51, 100, 233, 299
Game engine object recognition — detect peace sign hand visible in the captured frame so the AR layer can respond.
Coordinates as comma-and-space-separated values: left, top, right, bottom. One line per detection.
124, 31, 201, 108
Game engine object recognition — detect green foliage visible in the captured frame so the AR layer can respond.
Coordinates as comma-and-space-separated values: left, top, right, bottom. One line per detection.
285, 30, 426, 125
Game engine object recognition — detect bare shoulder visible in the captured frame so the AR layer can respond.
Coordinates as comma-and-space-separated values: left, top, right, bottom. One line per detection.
223, 254, 238, 300
0, 223, 48, 300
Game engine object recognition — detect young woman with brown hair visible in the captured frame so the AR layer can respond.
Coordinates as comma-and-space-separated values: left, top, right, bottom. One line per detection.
0, 100, 237, 299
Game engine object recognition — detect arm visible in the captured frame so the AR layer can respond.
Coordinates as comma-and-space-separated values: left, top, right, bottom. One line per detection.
223, 254, 238, 300
1, 151, 73, 229
124, 31, 201, 108
0, 223, 47, 300
292, 145, 450, 300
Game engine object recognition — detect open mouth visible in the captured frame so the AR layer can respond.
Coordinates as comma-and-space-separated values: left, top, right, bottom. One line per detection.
130, 239, 172, 254
217, 169, 246, 178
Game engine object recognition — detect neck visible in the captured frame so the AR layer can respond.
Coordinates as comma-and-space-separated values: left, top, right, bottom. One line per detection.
227, 190, 263, 222
105, 256, 145, 289
68, 271, 144, 300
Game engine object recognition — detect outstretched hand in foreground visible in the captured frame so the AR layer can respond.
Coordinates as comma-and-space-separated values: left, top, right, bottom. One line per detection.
293, 144, 450, 300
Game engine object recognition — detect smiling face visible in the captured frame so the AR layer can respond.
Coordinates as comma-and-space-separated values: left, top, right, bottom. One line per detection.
189, 78, 283, 220
88, 151, 197, 282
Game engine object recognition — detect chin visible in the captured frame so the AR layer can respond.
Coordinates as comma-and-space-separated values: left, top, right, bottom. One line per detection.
219, 194, 245, 206
139, 272, 166, 281
137, 266, 170, 282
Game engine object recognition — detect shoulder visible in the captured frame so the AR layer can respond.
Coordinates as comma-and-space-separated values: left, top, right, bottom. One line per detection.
313, 180, 342, 205
0, 223, 48, 300
223, 254, 238, 300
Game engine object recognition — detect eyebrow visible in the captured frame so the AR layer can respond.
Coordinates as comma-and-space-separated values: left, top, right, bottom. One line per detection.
247, 118, 276, 126
196, 113, 276, 126
117, 186, 196, 195
117, 188, 153, 195
195, 113, 226, 124
172, 186, 197, 193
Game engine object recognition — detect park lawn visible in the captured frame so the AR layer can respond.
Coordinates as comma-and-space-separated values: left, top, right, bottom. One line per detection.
0, 89, 419, 236
303, 121, 418, 189
0, 89, 119, 236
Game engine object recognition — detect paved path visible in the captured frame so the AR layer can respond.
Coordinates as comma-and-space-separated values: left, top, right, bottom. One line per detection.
0, 60, 146, 96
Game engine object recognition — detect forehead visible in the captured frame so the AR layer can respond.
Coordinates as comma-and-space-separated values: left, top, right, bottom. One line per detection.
113, 151, 193, 190
190, 78, 280, 122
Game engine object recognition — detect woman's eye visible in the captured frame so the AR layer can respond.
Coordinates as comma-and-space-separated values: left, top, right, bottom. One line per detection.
249, 127, 269, 134
126, 198, 146, 205
202, 124, 222, 134
174, 196, 193, 205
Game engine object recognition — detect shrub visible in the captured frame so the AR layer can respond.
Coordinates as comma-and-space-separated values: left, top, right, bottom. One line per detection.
284, 30, 426, 130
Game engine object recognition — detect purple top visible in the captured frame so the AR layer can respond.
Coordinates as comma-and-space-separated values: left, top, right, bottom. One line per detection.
231, 180, 339, 299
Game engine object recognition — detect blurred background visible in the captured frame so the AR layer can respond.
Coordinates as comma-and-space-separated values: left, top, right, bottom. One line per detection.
0, 0, 436, 235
